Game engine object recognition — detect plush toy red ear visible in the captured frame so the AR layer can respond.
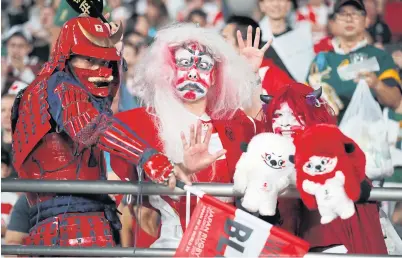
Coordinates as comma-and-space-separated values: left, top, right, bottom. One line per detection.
344, 143, 355, 153
240, 142, 248, 152
340, 134, 366, 182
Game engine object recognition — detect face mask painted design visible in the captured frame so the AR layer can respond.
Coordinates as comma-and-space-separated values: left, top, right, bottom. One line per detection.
272, 102, 305, 137
173, 43, 215, 102
303, 156, 338, 176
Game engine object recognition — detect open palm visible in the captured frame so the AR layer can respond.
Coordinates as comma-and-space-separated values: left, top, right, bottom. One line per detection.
181, 121, 227, 174
237, 26, 272, 73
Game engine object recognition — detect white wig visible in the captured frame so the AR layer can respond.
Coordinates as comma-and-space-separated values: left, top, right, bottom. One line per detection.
128, 23, 257, 163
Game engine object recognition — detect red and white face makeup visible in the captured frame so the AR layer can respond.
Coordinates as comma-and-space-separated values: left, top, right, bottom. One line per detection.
173, 43, 215, 102
272, 102, 305, 137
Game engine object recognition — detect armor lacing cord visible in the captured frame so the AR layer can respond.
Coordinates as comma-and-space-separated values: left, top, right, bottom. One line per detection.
61, 152, 84, 221
133, 164, 145, 253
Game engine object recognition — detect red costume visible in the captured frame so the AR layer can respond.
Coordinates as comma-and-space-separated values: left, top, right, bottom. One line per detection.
11, 16, 178, 247
111, 23, 262, 248
261, 83, 387, 254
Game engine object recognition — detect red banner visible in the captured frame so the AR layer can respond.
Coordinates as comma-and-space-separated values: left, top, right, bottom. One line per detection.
175, 194, 310, 257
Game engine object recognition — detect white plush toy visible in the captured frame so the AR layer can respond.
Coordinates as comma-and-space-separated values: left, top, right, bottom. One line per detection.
302, 171, 355, 224
233, 133, 296, 216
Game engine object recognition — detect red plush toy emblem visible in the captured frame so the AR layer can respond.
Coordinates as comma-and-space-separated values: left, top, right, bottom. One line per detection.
294, 124, 366, 224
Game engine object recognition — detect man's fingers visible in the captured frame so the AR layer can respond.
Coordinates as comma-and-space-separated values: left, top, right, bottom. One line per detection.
104, 13, 111, 20
213, 149, 227, 160
246, 26, 253, 47
168, 176, 176, 190
261, 39, 273, 53
254, 27, 261, 48
178, 172, 192, 185
195, 120, 202, 144
236, 30, 245, 50
190, 124, 195, 146
203, 124, 213, 145
181, 132, 189, 150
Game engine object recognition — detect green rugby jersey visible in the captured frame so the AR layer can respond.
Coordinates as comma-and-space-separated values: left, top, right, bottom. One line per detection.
307, 39, 401, 121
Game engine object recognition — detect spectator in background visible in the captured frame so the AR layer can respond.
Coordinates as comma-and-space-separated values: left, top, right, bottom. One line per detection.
364, 0, 391, 47
307, 0, 401, 121
259, 0, 292, 40
112, 6, 132, 31
125, 30, 149, 47
28, 5, 55, 63
186, 9, 207, 27
296, 0, 330, 43
2, 26, 41, 94
145, 0, 170, 37
4, 194, 30, 246
1, 152, 19, 244
4, 0, 29, 28
1, 81, 28, 182
120, 41, 144, 112
2, 93, 16, 148
127, 14, 150, 38
258, 0, 294, 78
176, 0, 205, 22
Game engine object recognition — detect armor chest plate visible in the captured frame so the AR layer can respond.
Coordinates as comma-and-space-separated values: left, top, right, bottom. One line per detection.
20, 132, 105, 181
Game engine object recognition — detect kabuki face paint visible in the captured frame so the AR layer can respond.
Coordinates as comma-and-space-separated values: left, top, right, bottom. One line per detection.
272, 102, 305, 137
173, 43, 215, 102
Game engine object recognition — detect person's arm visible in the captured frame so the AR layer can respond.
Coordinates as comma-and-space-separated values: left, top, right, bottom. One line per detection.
357, 52, 402, 109
392, 201, 402, 225
372, 80, 401, 109
5, 195, 30, 245
119, 205, 134, 247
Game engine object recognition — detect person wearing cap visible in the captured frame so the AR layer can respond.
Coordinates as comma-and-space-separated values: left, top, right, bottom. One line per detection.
2, 25, 42, 95
307, 0, 401, 121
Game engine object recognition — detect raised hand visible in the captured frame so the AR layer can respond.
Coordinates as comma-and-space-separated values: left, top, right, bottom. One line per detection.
166, 121, 227, 189
181, 121, 227, 174
237, 26, 272, 73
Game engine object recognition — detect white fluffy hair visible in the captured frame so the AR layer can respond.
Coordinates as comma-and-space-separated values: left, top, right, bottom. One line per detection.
128, 23, 257, 163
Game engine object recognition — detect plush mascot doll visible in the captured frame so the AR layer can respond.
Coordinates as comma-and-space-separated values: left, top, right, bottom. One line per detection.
233, 133, 296, 216
294, 124, 366, 224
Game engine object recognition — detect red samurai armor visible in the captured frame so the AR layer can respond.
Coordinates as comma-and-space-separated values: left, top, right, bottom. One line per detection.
11, 15, 176, 247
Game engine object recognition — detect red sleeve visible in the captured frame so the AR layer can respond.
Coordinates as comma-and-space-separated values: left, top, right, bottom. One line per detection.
110, 155, 137, 182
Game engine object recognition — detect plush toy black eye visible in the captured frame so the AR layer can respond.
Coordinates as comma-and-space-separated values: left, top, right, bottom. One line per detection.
307, 163, 311, 168
278, 160, 283, 166
321, 160, 326, 165
288, 155, 294, 164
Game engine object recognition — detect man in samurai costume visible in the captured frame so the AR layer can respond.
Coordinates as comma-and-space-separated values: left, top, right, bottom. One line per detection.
112, 23, 270, 248
10, 15, 203, 247
260, 83, 387, 254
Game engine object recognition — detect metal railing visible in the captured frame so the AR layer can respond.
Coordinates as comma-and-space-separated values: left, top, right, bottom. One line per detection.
2, 180, 402, 201
1, 246, 400, 257
2, 180, 402, 257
